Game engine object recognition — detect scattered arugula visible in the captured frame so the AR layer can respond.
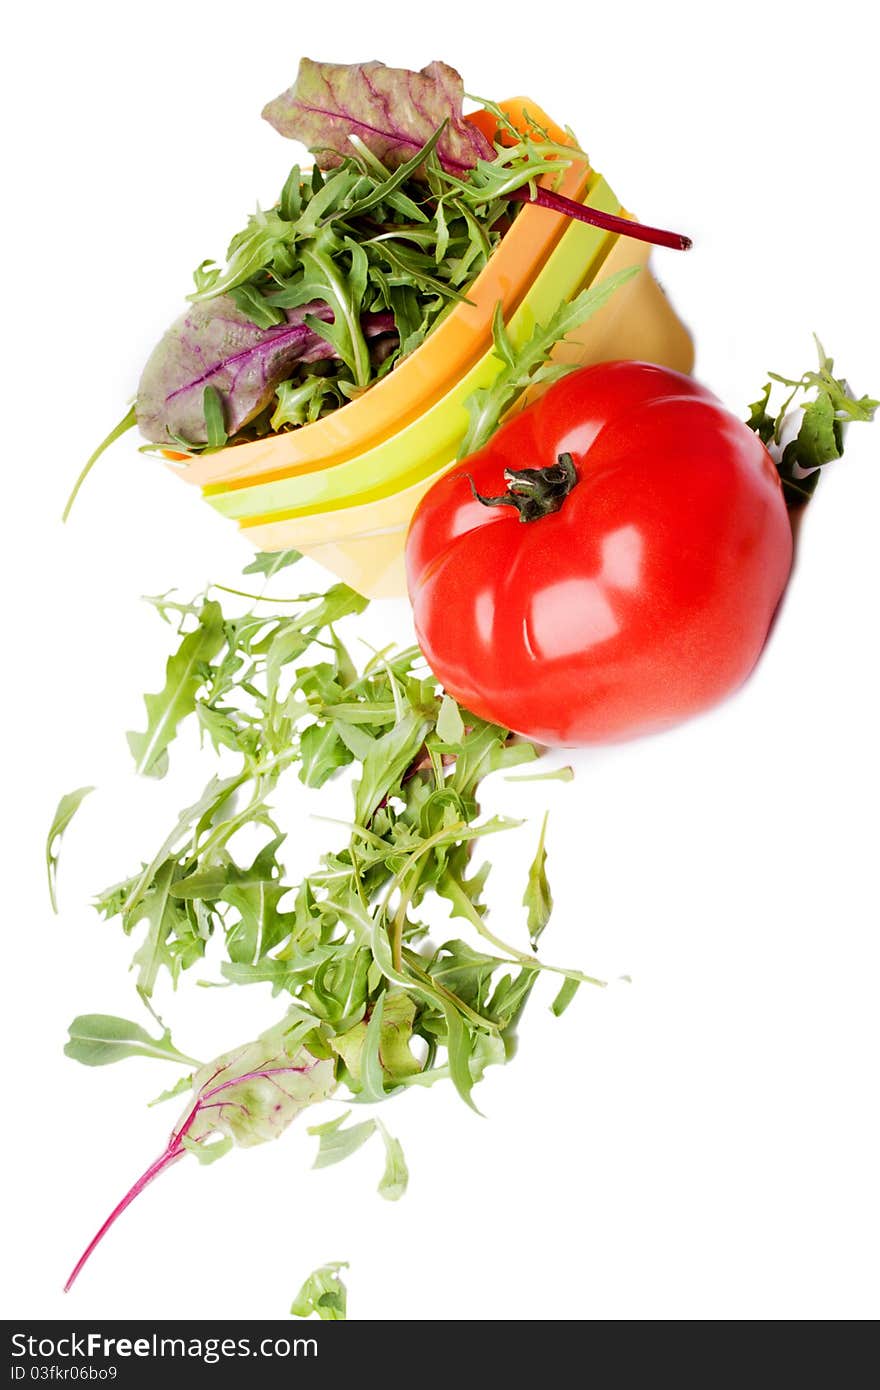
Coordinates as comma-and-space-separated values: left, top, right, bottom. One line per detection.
746, 337, 878, 505
291, 1262, 349, 1321
58, 557, 600, 1291
309, 1109, 409, 1200
524, 813, 552, 950
46, 786, 94, 913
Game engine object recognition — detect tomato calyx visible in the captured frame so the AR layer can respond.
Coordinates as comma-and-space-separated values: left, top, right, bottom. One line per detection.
468, 451, 578, 523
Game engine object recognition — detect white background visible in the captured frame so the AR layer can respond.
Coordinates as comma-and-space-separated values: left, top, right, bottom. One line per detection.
2, 0, 878, 1322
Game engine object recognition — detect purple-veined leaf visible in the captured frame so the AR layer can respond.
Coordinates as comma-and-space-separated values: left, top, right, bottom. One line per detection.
64, 1033, 336, 1291
262, 58, 493, 173
136, 296, 334, 445
136, 297, 395, 446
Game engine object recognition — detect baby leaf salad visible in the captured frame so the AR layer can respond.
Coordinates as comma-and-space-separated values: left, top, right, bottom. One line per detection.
54, 54, 876, 1318
64, 57, 689, 514
55, 557, 601, 1295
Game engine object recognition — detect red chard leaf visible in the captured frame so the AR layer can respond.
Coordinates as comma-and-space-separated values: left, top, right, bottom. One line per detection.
136, 297, 395, 446
262, 57, 493, 173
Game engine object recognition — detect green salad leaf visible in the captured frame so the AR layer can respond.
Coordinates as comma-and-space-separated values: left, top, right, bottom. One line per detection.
46, 785, 94, 913
126, 600, 225, 777
60, 555, 603, 1294
291, 1262, 349, 1321
64, 1014, 197, 1068
459, 268, 640, 456
523, 813, 553, 949
309, 1109, 409, 1200
124, 62, 597, 453
746, 337, 878, 505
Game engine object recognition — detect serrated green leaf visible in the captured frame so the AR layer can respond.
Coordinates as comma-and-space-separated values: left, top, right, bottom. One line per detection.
747, 338, 877, 505
783, 390, 840, 471
148, 1073, 194, 1107
746, 382, 775, 444
460, 267, 640, 455
354, 709, 430, 824
46, 785, 94, 912
196, 702, 243, 754
241, 549, 302, 577
127, 601, 225, 777
131, 860, 188, 995
299, 722, 353, 788
219, 837, 295, 967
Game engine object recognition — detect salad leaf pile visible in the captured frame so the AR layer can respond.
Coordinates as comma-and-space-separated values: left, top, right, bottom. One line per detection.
55, 552, 601, 1291
65, 56, 690, 518
746, 337, 878, 505
138, 65, 593, 451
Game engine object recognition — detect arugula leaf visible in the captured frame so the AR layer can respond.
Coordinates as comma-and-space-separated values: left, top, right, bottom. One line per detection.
309, 1110, 377, 1168
64, 1014, 197, 1068
354, 709, 431, 824
212, 837, 296, 967
242, 549, 302, 577
132, 859, 194, 995
291, 1262, 349, 1321
309, 1110, 407, 1201
523, 812, 553, 949
123, 72, 618, 458
745, 337, 877, 505
202, 386, 228, 449
746, 382, 775, 444
63, 407, 136, 523
358, 993, 388, 1102
436, 693, 465, 744
47, 785, 94, 912
299, 722, 353, 788
445, 1003, 485, 1113
64, 554, 608, 1294
127, 601, 225, 777
460, 267, 640, 456
551, 976, 580, 1017
376, 1119, 408, 1201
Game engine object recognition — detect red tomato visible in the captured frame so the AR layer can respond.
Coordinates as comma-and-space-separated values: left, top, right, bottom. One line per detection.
405, 361, 793, 745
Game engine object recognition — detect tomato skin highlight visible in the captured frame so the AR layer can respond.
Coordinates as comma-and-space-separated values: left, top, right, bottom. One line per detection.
405, 361, 793, 746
